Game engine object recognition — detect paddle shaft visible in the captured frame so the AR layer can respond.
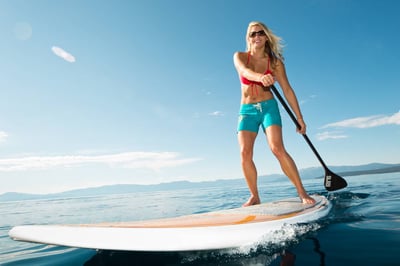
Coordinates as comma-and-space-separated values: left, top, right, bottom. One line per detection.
270, 85, 328, 170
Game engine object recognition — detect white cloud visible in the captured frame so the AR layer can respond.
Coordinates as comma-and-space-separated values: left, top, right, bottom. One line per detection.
0, 131, 8, 143
299, 94, 317, 105
201, 89, 212, 96
209, 111, 224, 117
316, 131, 348, 141
51, 46, 76, 63
0, 151, 202, 172
322, 111, 400, 129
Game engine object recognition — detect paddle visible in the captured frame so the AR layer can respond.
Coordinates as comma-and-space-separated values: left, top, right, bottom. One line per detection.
270, 84, 347, 191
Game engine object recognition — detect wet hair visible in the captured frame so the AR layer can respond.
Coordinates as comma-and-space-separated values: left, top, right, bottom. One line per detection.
245, 21, 284, 66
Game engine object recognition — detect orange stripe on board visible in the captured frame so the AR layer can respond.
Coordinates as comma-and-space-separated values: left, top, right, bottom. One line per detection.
234, 215, 256, 224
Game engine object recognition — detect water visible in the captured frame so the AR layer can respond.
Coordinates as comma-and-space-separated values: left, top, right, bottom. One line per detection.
1, 172, 399, 265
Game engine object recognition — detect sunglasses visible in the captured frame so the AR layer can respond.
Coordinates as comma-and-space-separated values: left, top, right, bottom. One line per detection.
249, 30, 266, 38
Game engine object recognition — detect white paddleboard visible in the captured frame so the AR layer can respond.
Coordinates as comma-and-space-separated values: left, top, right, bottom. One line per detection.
9, 195, 331, 251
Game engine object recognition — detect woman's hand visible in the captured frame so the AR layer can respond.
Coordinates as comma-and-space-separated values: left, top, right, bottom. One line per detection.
260, 74, 274, 87
297, 118, 306, 134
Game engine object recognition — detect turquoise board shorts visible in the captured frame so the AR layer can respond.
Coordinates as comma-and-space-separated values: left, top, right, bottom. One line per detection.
237, 98, 282, 133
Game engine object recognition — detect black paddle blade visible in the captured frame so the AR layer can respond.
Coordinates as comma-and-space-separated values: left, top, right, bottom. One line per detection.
324, 168, 348, 191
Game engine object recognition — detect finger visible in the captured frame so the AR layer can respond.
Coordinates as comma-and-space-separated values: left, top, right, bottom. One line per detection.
262, 75, 274, 86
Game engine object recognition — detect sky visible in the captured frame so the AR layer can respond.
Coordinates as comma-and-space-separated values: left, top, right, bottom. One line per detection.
0, 0, 399, 194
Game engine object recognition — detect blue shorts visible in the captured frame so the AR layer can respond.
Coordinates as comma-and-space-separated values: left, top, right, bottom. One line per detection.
237, 98, 282, 133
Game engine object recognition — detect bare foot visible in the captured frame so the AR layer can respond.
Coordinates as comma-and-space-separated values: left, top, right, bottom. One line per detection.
300, 194, 316, 204
242, 196, 260, 207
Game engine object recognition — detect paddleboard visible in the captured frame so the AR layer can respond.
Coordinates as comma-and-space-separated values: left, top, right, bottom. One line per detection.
9, 195, 331, 251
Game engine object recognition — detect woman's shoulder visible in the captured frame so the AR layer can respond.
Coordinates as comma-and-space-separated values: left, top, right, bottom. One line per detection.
233, 51, 247, 61
234, 51, 247, 56
271, 57, 285, 70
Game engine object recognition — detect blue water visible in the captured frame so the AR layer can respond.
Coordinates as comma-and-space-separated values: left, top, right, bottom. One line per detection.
1, 172, 399, 265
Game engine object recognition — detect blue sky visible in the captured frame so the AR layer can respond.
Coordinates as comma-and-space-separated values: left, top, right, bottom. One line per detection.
0, 0, 399, 194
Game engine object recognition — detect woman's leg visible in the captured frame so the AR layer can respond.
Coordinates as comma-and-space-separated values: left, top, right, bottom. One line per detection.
265, 125, 315, 204
238, 130, 260, 206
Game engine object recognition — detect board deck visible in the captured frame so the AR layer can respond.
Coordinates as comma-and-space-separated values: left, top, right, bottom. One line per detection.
9, 195, 331, 251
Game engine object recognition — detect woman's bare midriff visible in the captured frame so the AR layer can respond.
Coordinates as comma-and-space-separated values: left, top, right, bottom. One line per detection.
241, 85, 274, 104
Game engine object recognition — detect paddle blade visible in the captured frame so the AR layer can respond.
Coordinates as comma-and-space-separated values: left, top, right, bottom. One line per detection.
324, 169, 347, 191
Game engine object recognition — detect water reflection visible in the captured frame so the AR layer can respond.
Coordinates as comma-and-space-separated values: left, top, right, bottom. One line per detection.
83, 237, 326, 266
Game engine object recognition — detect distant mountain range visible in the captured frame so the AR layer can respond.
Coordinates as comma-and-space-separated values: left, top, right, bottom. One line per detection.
1, 162, 399, 202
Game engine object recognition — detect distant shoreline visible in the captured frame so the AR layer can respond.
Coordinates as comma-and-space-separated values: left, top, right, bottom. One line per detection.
331, 165, 400, 177
1, 163, 399, 202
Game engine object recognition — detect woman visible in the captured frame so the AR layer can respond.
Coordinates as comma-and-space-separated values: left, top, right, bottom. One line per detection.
233, 21, 315, 207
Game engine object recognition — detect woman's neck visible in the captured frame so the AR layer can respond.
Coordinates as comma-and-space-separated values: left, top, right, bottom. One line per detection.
250, 48, 266, 59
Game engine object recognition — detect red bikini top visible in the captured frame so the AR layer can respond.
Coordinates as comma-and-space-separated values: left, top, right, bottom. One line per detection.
240, 52, 273, 86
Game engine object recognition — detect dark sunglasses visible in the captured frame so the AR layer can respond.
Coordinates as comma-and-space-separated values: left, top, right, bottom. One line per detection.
249, 30, 266, 38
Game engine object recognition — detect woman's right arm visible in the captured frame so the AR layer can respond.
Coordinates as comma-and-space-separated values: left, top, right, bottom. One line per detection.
233, 52, 264, 82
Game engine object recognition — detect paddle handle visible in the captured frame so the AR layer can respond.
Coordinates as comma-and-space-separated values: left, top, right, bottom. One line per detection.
270, 85, 329, 170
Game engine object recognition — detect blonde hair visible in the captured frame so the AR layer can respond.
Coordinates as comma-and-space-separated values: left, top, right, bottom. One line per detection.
246, 21, 284, 66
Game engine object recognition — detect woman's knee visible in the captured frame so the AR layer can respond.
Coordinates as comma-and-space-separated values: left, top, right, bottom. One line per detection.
240, 147, 253, 161
270, 143, 286, 158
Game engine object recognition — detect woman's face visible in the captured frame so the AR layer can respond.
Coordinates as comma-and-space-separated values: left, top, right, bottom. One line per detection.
248, 25, 267, 48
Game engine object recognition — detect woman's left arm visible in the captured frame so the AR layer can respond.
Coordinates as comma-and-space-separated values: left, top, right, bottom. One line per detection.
274, 60, 306, 134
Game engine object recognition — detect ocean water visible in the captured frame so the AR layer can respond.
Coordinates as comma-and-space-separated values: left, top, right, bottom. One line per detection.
0, 172, 399, 266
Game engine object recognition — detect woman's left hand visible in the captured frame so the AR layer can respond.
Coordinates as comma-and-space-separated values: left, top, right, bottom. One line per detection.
260, 74, 275, 87
297, 118, 306, 134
